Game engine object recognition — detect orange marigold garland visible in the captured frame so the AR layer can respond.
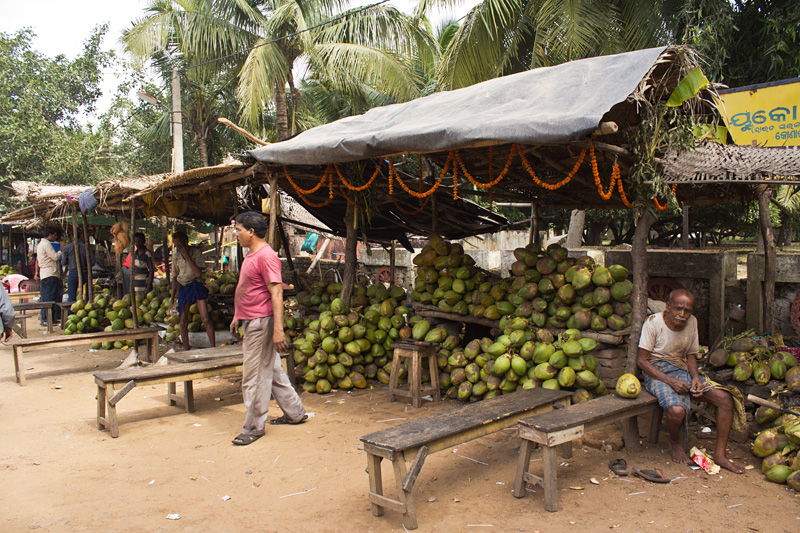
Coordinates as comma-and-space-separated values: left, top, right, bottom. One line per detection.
458, 146, 514, 189
519, 143, 587, 191
334, 162, 380, 192
653, 184, 678, 211
284, 165, 330, 195
391, 153, 449, 198
616, 171, 634, 208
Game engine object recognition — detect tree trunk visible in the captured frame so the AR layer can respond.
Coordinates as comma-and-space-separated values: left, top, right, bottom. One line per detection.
758, 187, 776, 334
626, 208, 658, 374
288, 70, 299, 137
197, 132, 209, 167
340, 202, 357, 307
275, 82, 289, 141
565, 209, 585, 249
267, 173, 279, 250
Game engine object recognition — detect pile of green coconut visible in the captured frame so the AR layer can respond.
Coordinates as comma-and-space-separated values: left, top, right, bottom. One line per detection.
411, 236, 634, 332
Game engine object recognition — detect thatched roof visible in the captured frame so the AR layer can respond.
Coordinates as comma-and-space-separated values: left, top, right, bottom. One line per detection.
660, 144, 800, 184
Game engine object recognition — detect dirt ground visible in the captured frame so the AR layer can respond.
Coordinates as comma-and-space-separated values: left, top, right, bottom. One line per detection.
2, 323, 799, 533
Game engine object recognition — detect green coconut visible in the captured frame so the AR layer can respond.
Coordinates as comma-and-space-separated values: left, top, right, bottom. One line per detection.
753, 362, 772, 386
788, 470, 800, 491
761, 452, 788, 473
765, 464, 792, 484
733, 361, 754, 381
770, 358, 788, 380
573, 388, 592, 403
591, 267, 614, 287
607, 264, 629, 282
753, 427, 782, 458
615, 373, 642, 399
557, 367, 576, 388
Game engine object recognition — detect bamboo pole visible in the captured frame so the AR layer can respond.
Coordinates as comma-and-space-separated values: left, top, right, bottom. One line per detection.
758, 187, 776, 334
115, 215, 122, 299
340, 202, 357, 306
389, 240, 396, 287
268, 173, 279, 250
81, 211, 93, 301
162, 216, 170, 283
214, 225, 221, 271
129, 201, 139, 330
682, 206, 689, 249
70, 204, 84, 302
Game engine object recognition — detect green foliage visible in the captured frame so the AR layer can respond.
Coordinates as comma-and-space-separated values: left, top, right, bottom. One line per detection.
0, 27, 113, 201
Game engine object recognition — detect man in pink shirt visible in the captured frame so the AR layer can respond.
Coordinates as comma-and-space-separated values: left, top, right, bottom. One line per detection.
230, 212, 306, 446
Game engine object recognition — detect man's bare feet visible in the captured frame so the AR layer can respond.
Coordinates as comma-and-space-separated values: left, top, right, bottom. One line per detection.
715, 455, 744, 474
671, 441, 691, 464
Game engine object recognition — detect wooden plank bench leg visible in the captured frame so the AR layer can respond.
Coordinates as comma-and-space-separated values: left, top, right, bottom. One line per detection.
649, 406, 663, 444
106, 381, 120, 438
542, 445, 559, 512
97, 384, 107, 430
410, 352, 421, 408
427, 350, 441, 402
388, 351, 401, 403
513, 438, 535, 498
185, 380, 195, 413
621, 416, 641, 452
392, 457, 417, 530
367, 453, 385, 517
13, 346, 25, 385
168, 383, 178, 406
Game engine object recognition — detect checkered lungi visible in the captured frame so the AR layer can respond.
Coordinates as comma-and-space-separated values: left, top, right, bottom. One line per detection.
642, 360, 705, 413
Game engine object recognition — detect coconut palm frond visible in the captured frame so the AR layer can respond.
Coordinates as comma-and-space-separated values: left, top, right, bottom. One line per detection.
236, 39, 292, 130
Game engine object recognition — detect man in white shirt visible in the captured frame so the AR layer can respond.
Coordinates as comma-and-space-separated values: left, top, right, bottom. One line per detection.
638, 289, 742, 474
35, 227, 63, 325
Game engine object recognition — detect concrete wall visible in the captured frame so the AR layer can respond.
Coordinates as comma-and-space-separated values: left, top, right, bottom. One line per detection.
746, 253, 800, 337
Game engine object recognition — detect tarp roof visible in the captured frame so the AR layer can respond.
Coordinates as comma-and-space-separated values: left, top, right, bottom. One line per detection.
248, 46, 668, 166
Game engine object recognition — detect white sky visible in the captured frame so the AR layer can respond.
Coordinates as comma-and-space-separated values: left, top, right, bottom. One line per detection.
1, 0, 475, 118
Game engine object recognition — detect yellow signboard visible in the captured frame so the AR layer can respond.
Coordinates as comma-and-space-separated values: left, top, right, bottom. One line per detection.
717, 78, 800, 147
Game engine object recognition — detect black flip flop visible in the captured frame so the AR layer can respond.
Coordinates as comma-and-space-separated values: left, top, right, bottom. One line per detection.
609, 459, 629, 476
232, 433, 262, 446
633, 467, 670, 484
270, 414, 308, 425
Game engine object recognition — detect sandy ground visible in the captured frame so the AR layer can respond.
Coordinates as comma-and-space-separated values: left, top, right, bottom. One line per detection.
2, 323, 799, 533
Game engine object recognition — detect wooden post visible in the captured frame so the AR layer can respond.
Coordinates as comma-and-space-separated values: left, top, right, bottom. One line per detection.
431, 194, 438, 236
389, 240, 396, 287
626, 208, 658, 373
81, 211, 93, 301
758, 186, 776, 334
129, 201, 139, 330
682, 206, 689, 250
268, 173, 279, 250
162, 216, 171, 283
531, 203, 540, 246
114, 215, 122, 299
340, 202, 357, 306
70, 204, 84, 301
214, 225, 221, 271
277, 219, 302, 290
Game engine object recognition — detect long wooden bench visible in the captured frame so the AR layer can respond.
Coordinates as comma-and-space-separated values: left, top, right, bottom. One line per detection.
165, 344, 296, 386
360, 388, 572, 530
9, 291, 41, 303
7, 326, 161, 385
94, 355, 243, 438
513, 391, 658, 512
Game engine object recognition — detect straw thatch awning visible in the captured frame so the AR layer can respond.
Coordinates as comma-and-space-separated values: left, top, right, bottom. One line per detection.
660, 144, 800, 184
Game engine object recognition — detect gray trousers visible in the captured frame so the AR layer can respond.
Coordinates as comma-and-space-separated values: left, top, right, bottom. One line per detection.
240, 316, 305, 436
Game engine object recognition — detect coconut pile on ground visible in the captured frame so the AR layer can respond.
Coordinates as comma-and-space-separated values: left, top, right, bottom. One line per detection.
411, 237, 633, 331
707, 333, 800, 387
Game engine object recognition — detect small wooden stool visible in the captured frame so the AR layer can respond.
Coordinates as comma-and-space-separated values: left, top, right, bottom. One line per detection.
389, 342, 441, 408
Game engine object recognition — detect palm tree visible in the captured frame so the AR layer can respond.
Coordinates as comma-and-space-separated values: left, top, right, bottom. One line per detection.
425, 0, 670, 90
122, 0, 265, 165
236, 0, 436, 139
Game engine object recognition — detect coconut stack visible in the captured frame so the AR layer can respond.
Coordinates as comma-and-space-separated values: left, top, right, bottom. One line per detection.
436, 323, 605, 404
204, 271, 239, 295
707, 335, 800, 389
751, 397, 800, 489
411, 237, 634, 332
287, 283, 444, 393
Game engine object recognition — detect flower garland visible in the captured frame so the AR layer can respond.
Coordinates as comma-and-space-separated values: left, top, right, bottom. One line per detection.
653, 184, 678, 211
616, 175, 634, 208
283, 165, 330, 195
334, 162, 380, 192
297, 168, 336, 208
519, 143, 587, 191
456, 147, 514, 189
389, 154, 450, 198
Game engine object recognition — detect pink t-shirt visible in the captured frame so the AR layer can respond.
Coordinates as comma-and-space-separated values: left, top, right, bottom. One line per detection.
233, 245, 282, 320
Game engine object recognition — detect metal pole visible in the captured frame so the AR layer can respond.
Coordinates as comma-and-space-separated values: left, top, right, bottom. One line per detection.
171, 67, 184, 174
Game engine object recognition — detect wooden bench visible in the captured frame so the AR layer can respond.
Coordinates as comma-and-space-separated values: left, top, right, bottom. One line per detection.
94, 355, 243, 438
7, 326, 161, 385
9, 291, 41, 303
12, 314, 33, 339
165, 344, 296, 386
13, 302, 54, 333
513, 391, 658, 512
56, 302, 74, 329
360, 388, 572, 530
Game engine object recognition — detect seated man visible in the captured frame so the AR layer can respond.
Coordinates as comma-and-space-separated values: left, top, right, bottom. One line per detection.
638, 289, 743, 474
